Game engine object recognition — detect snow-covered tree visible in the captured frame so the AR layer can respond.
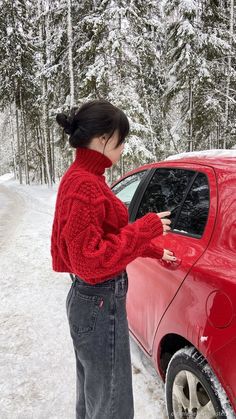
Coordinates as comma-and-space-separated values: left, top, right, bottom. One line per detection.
163, 0, 236, 150
70, 0, 164, 176
0, 0, 39, 183
0, 0, 235, 184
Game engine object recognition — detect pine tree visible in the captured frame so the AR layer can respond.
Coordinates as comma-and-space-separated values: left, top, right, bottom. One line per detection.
2, 1, 235, 184
0, 0, 38, 183
70, 0, 164, 174
163, 0, 236, 150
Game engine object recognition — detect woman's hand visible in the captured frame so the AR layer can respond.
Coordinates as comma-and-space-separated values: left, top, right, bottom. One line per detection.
162, 249, 177, 262
157, 211, 171, 235
156, 211, 176, 261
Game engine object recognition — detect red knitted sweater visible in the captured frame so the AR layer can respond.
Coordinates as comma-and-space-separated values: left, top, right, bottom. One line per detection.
50, 147, 164, 284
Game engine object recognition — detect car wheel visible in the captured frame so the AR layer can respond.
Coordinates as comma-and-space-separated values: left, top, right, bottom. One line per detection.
165, 346, 234, 419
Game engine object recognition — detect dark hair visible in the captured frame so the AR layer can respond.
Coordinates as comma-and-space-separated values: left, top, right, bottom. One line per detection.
56, 99, 129, 149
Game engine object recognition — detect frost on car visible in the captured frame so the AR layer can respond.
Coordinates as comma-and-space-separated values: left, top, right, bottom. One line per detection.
111, 150, 236, 418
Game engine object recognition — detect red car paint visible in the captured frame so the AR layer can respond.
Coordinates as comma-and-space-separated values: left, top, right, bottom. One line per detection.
111, 155, 236, 412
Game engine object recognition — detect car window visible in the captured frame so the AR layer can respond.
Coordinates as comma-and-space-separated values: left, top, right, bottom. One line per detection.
174, 172, 210, 237
136, 168, 195, 225
112, 171, 146, 207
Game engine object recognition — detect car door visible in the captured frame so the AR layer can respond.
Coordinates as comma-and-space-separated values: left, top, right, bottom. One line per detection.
126, 164, 217, 354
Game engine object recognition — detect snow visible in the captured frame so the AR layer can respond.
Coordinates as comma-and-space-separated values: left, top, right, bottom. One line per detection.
6, 27, 13, 37
0, 174, 167, 419
178, 0, 198, 14
165, 149, 236, 161
200, 336, 208, 342
0, 173, 16, 184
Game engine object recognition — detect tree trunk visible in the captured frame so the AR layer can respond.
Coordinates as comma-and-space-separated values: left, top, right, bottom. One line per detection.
67, 0, 74, 108
188, 80, 193, 152
9, 104, 17, 179
51, 126, 55, 183
20, 89, 30, 184
15, 102, 22, 184
38, 0, 52, 186
137, 51, 156, 157
224, 0, 234, 148
67, 0, 76, 163
217, 122, 220, 148
36, 126, 43, 184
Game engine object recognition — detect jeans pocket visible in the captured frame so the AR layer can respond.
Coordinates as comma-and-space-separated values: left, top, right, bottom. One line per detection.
68, 288, 102, 336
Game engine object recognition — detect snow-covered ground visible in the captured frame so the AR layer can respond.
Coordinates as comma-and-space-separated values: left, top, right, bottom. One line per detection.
0, 173, 167, 419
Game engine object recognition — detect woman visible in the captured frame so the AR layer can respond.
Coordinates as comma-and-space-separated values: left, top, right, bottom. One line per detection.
50, 99, 176, 419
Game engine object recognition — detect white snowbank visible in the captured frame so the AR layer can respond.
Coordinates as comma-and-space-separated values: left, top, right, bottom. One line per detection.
0, 172, 14, 183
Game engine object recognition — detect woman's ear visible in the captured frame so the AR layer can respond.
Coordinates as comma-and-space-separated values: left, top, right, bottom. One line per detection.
98, 134, 107, 145
98, 134, 109, 154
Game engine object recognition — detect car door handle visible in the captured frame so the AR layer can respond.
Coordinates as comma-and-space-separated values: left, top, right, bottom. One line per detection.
158, 258, 182, 269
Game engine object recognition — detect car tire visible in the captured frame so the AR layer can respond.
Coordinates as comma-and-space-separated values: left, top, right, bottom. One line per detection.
165, 346, 235, 419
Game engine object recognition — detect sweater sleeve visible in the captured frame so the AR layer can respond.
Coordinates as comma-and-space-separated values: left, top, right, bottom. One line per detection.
142, 241, 164, 260
60, 180, 164, 282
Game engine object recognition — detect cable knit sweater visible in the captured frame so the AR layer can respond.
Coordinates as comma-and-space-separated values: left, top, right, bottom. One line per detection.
50, 147, 164, 284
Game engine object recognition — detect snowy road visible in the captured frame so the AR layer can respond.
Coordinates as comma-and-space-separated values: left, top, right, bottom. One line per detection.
0, 175, 167, 419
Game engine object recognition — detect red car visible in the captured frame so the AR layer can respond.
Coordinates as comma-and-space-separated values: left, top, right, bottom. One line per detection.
111, 150, 236, 418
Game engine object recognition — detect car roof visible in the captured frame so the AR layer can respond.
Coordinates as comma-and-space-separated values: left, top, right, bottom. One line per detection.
134, 149, 236, 172
164, 149, 236, 167
111, 150, 236, 186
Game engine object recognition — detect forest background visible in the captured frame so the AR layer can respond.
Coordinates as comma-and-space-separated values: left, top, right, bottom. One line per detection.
0, 0, 236, 185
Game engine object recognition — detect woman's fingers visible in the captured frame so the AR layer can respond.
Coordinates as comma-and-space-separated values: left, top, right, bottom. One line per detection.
162, 249, 177, 261
157, 211, 172, 235
157, 214, 177, 261
163, 225, 171, 235
160, 217, 171, 235
157, 211, 171, 219
161, 218, 171, 226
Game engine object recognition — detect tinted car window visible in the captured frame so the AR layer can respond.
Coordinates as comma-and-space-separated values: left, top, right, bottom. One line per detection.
174, 172, 209, 237
112, 171, 146, 207
136, 168, 195, 225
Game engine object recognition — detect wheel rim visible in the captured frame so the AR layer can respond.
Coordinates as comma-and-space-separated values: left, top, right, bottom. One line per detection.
172, 370, 217, 419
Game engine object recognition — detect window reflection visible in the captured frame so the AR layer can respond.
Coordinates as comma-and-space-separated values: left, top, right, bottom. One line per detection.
136, 168, 210, 238
175, 172, 209, 237
112, 171, 146, 207
136, 168, 195, 225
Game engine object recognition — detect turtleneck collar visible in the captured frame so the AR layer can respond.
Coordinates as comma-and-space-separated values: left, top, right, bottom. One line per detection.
75, 147, 113, 176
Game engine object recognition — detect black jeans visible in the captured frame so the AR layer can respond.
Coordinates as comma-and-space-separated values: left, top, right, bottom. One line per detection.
66, 271, 134, 419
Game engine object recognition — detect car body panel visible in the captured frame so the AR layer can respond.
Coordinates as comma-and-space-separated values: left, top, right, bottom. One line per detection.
126, 164, 217, 354
151, 255, 236, 410
111, 155, 236, 413
208, 337, 236, 410
210, 166, 236, 257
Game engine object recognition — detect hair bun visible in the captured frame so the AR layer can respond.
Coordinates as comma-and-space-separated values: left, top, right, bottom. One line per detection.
56, 108, 79, 135
56, 113, 73, 135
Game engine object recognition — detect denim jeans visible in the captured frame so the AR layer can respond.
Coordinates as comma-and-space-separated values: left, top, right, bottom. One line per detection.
66, 271, 134, 419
